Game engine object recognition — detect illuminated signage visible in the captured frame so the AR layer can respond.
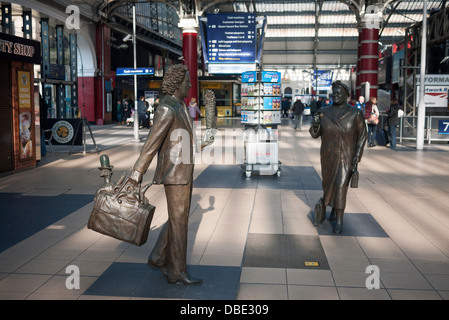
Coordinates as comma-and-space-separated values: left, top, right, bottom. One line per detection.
207, 13, 256, 65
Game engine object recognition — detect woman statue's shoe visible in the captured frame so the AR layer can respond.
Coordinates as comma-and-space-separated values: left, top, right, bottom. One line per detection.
333, 221, 343, 234
168, 274, 202, 285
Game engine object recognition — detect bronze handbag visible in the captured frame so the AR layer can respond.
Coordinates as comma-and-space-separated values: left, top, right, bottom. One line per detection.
88, 171, 155, 246
350, 163, 359, 188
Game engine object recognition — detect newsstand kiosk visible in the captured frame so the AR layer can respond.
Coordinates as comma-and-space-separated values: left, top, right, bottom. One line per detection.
241, 71, 281, 177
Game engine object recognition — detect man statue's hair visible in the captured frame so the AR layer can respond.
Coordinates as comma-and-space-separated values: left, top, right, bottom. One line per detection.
161, 64, 189, 96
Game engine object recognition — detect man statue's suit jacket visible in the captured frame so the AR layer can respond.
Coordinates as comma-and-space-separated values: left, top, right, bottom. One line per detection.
133, 95, 194, 185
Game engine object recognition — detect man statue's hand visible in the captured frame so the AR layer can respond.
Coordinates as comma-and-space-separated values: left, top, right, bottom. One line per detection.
116, 170, 143, 202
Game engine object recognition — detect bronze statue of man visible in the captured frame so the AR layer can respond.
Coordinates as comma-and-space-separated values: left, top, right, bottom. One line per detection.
125, 64, 201, 285
309, 81, 367, 233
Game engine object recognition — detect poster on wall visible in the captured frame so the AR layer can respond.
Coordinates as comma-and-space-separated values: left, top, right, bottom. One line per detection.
18, 70, 31, 109
19, 111, 34, 160
18, 70, 34, 160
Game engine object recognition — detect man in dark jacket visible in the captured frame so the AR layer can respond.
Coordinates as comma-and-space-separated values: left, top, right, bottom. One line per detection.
292, 98, 305, 130
309, 81, 367, 233
387, 98, 400, 150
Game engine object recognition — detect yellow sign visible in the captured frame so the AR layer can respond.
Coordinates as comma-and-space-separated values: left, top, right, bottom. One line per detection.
201, 82, 221, 89
18, 70, 31, 110
305, 261, 319, 267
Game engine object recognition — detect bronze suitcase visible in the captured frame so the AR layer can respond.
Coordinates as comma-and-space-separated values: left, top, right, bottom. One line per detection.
88, 179, 155, 246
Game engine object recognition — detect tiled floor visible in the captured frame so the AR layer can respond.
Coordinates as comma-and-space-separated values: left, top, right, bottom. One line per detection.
1, 117, 449, 300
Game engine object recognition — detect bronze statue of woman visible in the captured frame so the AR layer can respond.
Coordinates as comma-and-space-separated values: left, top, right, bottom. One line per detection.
309, 81, 367, 233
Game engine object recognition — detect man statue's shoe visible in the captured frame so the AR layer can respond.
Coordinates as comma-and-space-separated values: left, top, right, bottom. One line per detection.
168, 274, 202, 285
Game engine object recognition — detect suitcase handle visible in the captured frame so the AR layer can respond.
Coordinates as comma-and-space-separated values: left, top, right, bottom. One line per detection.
113, 174, 154, 204
140, 182, 154, 202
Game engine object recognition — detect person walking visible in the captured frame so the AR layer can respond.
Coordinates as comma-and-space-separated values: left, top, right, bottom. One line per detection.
292, 97, 305, 130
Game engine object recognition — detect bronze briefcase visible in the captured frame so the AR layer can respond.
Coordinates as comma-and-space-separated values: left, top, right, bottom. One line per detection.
88, 175, 155, 246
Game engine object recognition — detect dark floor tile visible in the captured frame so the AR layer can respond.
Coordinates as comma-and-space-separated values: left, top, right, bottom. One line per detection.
0, 192, 93, 252
243, 234, 330, 270
315, 213, 388, 237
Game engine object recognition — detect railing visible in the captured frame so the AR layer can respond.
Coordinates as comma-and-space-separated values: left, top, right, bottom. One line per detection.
378, 113, 449, 144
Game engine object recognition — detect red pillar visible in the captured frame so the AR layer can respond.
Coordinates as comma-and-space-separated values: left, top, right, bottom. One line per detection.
182, 26, 198, 107
357, 26, 379, 100
95, 23, 111, 125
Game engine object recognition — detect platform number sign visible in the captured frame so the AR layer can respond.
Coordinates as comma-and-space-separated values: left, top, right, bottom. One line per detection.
438, 120, 449, 134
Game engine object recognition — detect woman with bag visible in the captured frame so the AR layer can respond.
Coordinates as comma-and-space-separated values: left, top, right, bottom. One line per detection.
365, 97, 379, 147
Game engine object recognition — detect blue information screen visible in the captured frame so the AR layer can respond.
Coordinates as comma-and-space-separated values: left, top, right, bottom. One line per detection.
207, 13, 256, 64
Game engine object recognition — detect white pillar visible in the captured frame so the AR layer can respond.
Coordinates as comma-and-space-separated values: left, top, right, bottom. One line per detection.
416, 0, 427, 150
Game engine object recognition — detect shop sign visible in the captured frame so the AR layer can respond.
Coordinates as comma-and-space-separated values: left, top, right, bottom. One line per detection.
261, 71, 281, 83
44, 119, 82, 145
0, 32, 41, 64
242, 71, 257, 83
201, 82, 222, 89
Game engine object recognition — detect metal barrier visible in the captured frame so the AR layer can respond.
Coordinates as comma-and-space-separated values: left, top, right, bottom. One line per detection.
378, 113, 449, 144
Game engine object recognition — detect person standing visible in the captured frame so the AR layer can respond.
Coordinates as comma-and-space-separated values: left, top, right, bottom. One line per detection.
188, 97, 202, 122
365, 97, 379, 147
123, 64, 201, 285
387, 98, 400, 150
292, 97, 305, 130
138, 96, 150, 128
310, 97, 317, 117
117, 100, 124, 124
356, 96, 365, 114
309, 81, 367, 234
281, 97, 290, 118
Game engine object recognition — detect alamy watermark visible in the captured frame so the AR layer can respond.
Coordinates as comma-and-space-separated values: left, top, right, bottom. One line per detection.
168, 126, 278, 166
365, 265, 380, 290
365, 5, 381, 29
65, 5, 80, 30
65, 265, 80, 290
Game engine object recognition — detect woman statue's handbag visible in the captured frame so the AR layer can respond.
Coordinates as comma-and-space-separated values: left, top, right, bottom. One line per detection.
87, 156, 155, 246
350, 163, 359, 188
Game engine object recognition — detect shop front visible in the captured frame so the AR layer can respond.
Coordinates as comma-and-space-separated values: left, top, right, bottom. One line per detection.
199, 78, 241, 118
0, 32, 41, 173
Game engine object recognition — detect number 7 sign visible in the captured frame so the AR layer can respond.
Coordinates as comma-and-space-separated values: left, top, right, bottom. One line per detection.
438, 120, 449, 134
